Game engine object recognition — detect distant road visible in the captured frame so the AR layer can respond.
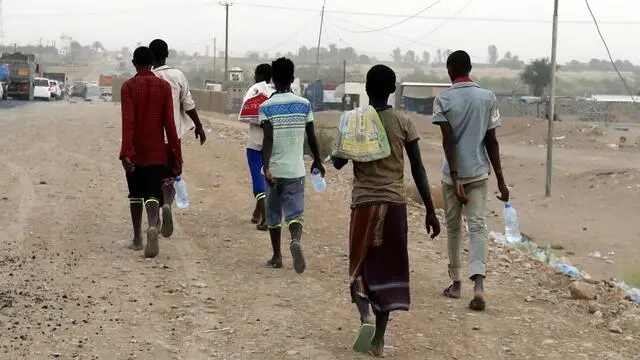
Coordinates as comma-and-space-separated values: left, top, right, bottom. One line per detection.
0, 100, 31, 110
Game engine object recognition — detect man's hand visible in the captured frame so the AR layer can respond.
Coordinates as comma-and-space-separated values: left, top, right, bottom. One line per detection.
195, 126, 207, 145
264, 167, 276, 187
121, 157, 135, 173
453, 181, 469, 204
496, 179, 510, 202
311, 160, 326, 177
425, 211, 441, 239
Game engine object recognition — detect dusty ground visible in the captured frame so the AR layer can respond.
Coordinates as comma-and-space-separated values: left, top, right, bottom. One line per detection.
0, 102, 639, 360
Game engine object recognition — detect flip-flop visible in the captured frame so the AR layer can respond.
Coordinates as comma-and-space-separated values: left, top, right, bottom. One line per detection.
469, 295, 486, 311
265, 258, 283, 269
144, 227, 159, 258
443, 284, 461, 299
290, 241, 306, 274
352, 323, 376, 354
161, 204, 174, 238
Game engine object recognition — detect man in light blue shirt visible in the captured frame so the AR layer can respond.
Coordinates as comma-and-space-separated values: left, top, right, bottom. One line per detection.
260, 57, 325, 274
432, 50, 510, 312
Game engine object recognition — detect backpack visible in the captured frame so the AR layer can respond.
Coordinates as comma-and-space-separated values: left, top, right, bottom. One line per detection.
332, 105, 391, 162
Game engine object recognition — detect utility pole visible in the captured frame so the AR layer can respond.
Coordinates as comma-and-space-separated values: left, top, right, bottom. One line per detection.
313, 0, 327, 109
213, 37, 217, 81
545, 0, 559, 197
0, 0, 4, 49
342, 60, 347, 111
220, 2, 232, 82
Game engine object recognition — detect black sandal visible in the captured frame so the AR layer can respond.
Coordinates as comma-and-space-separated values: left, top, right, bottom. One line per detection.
442, 284, 461, 299
469, 295, 486, 311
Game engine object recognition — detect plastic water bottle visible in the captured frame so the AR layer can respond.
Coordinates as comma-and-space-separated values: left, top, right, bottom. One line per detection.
556, 263, 582, 278
174, 176, 189, 209
311, 168, 327, 192
503, 202, 522, 243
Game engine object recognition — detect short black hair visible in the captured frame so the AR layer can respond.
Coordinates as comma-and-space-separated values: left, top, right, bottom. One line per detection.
149, 39, 169, 60
271, 57, 295, 85
365, 64, 396, 98
255, 63, 272, 83
132, 46, 153, 68
446, 50, 472, 75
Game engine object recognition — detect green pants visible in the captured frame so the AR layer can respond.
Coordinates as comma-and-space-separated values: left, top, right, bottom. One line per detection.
443, 179, 488, 281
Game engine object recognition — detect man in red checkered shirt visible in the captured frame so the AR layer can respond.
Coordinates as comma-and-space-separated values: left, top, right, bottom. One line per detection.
119, 46, 182, 258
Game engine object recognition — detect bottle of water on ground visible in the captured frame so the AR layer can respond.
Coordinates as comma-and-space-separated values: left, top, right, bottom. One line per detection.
174, 176, 189, 209
311, 168, 327, 192
503, 202, 522, 244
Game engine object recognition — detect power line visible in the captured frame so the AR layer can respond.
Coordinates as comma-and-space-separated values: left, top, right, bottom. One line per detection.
399, 0, 474, 49
255, 14, 320, 54
231, 2, 640, 25
584, 0, 639, 105
340, 0, 442, 34
8, 1, 640, 25
326, 15, 489, 62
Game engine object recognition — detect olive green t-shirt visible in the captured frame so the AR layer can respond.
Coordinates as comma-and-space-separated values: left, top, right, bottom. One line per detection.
351, 108, 419, 207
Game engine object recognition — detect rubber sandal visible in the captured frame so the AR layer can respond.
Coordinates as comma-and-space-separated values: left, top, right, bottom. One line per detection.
265, 258, 283, 269
290, 241, 306, 274
443, 284, 461, 299
161, 204, 174, 238
352, 323, 376, 354
144, 227, 159, 258
469, 295, 486, 311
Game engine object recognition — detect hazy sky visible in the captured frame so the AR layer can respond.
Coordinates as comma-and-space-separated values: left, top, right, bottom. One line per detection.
3, 0, 639, 63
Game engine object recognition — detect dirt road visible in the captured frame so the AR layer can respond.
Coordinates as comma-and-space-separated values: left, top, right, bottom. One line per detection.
0, 102, 639, 359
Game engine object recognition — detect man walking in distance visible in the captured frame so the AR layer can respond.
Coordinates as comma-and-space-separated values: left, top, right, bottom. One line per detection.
432, 50, 509, 311
260, 57, 325, 274
149, 39, 206, 238
120, 46, 182, 258
239, 64, 274, 231
331, 65, 440, 356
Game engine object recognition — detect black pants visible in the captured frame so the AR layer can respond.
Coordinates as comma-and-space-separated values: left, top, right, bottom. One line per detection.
126, 165, 165, 203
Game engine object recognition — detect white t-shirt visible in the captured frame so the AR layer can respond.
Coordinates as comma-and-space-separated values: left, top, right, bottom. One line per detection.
152, 65, 196, 140
247, 123, 264, 151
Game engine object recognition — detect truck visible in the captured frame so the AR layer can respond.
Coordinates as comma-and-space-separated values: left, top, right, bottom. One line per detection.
0, 52, 37, 101
98, 74, 113, 98
0, 64, 8, 100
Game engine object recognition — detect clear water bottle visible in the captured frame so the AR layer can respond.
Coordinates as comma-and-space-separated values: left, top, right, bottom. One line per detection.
556, 263, 582, 278
503, 202, 522, 243
311, 168, 327, 192
174, 176, 189, 209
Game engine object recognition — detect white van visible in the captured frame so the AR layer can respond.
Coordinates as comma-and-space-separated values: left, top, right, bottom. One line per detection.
34, 78, 52, 101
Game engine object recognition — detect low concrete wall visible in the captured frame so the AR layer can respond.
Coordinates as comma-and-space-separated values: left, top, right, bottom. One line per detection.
111, 79, 227, 114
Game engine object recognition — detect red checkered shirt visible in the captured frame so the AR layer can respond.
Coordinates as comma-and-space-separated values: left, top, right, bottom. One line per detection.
119, 69, 182, 167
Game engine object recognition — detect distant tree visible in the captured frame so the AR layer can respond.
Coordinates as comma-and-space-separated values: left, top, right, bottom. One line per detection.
488, 45, 498, 65
404, 50, 417, 65
91, 41, 104, 53
443, 49, 453, 61
169, 49, 179, 58
520, 58, 555, 96
329, 43, 338, 56
262, 52, 270, 60
421, 51, 431, 66
435, 49, 442, 65
391, 47, 403, 64
358, 54, 371, 64
70, 41, 82, 51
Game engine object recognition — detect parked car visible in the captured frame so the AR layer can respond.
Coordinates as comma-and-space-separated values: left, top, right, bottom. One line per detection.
83, 84, 102, 102
33, 77, 52, 101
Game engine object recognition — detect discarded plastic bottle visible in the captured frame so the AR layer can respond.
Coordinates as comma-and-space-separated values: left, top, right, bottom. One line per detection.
556, 263, 582, 278
311, 168, 327, 193
174, 176, 189, 209
503, 202, 522, 243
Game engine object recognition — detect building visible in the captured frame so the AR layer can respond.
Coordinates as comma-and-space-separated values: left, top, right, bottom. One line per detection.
397, 82, 451, 115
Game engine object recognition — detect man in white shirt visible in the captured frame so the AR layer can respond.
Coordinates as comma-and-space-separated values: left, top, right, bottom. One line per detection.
239, 64, 273, 231
149, 39, 207, 239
